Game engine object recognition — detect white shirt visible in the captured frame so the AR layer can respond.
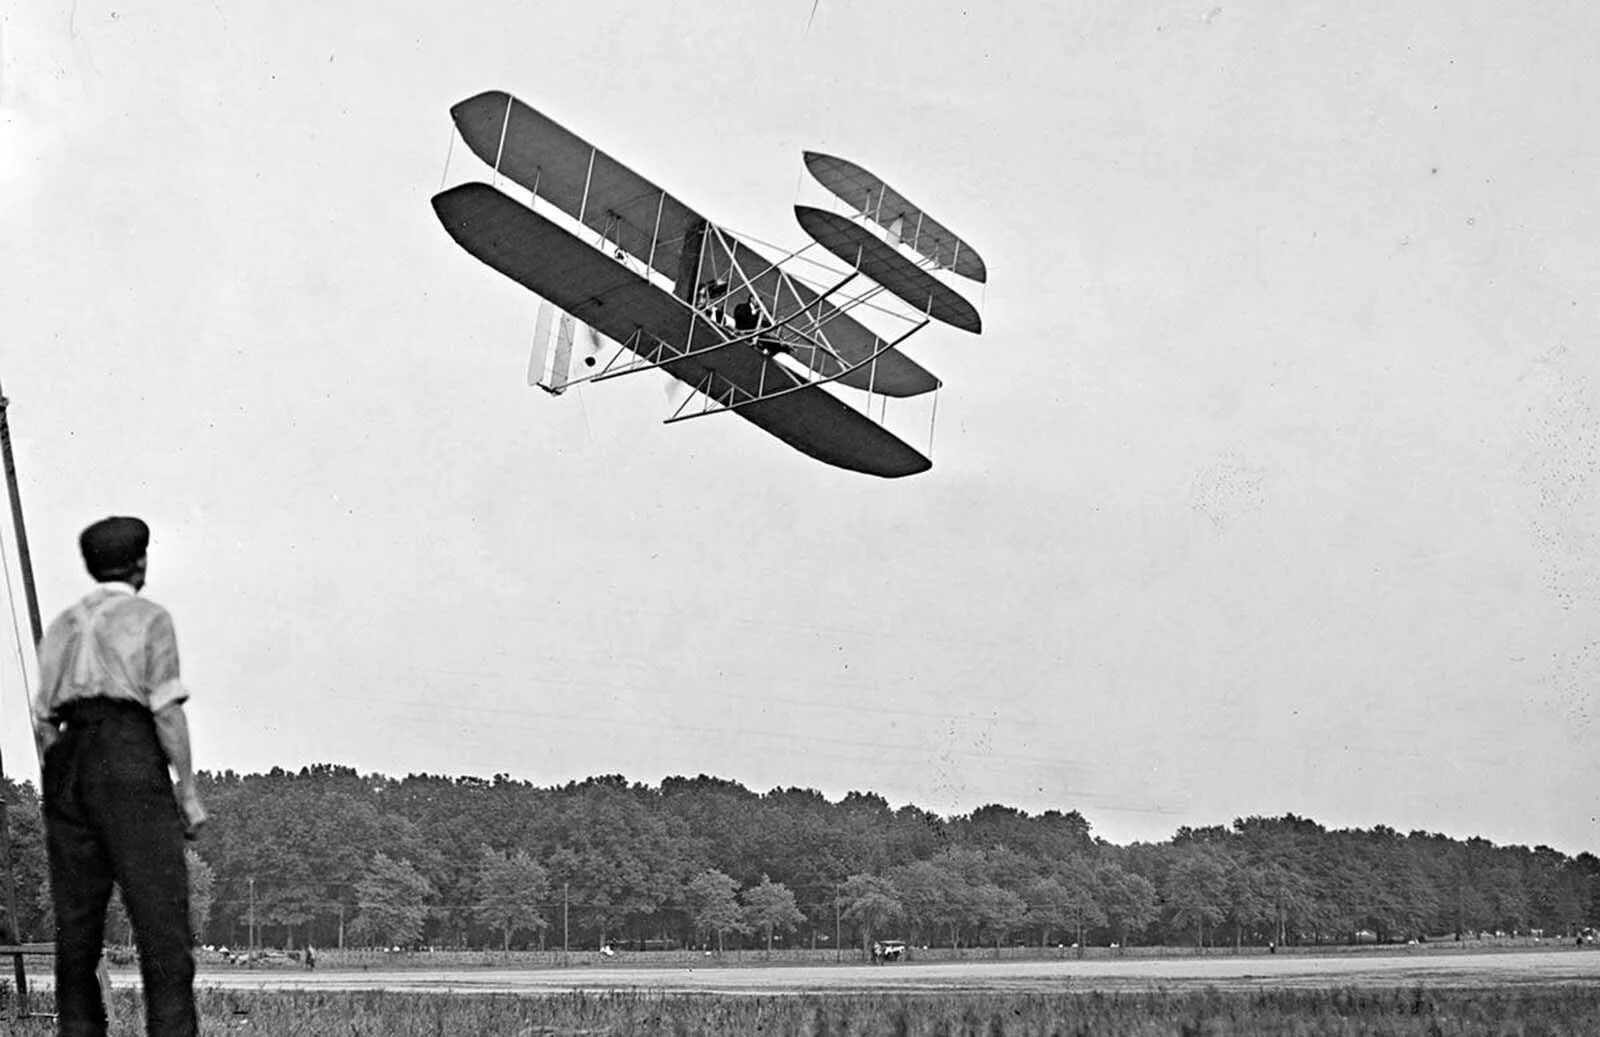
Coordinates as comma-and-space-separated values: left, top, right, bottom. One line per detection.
33, 582, 189, 723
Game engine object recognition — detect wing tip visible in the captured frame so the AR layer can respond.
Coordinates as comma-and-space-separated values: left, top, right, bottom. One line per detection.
793, 204, 833, 233
887, 449, 934, 478
449, 89, 511, 120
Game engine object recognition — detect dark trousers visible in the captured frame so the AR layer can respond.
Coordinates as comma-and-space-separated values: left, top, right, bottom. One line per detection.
43, 699, 196, 1037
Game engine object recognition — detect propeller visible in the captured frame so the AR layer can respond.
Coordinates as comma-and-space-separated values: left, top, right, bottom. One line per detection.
531, 308, 690, 408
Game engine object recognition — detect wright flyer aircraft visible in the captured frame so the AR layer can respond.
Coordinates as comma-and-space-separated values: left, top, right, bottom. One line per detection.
432, 90, 988, 478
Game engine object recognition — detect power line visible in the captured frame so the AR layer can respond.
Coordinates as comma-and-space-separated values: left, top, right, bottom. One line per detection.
324, 691, 1089, 776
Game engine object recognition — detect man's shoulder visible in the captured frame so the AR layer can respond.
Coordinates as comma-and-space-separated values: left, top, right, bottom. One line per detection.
81, 590, 174, 629
114, 594, 173, 627
44, 589, 173, 637
41, 607, 77, 647
44, 589, 106, 632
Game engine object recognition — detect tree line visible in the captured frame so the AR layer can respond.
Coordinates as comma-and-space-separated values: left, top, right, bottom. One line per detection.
2, 767, 1595, 953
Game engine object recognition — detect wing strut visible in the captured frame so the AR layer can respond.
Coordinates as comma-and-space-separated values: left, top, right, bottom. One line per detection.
578, 147, 597, 224
492, 94, 513, 185
549, 268, 862, 390
665, 315, 929, 425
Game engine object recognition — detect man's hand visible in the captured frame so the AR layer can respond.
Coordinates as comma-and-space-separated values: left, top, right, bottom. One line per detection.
180, 785, 207, 840
32, 720, 59, 768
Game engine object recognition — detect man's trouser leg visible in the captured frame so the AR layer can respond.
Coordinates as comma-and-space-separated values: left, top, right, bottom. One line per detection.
44, 740, 115, 1037
92, 711, 196, 1037
116, 838, 194, 1037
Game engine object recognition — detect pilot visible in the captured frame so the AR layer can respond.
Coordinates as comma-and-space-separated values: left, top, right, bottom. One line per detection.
703, 279, 730, 325
732, 298, 759, 332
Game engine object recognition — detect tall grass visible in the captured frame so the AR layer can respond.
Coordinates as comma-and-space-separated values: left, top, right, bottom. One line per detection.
10, 985, 1600, 1035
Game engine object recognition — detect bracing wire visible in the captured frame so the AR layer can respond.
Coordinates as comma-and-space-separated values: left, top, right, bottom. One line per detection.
722, 223, 943, 327
0, 519, 35, 724
439, 125, 456, 191
721, 245, 917, 327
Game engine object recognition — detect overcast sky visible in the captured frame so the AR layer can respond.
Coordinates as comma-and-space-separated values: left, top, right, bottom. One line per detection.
2, 1, 1596, 853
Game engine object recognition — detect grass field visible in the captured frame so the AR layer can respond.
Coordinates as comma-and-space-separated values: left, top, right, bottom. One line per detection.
10, 985, 1600, 1035
8, 947, 1598, 1034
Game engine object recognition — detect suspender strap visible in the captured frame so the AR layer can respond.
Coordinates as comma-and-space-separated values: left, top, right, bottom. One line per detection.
68, 594, 124, 694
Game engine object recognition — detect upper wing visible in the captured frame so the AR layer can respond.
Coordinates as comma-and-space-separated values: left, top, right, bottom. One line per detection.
804, 151, 987, 283
433, 182, 931, 478
796, 206, 982, 334
451, 90, 702, 285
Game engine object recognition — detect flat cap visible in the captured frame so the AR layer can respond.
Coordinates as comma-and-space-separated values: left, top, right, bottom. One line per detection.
79, 516, 150, 575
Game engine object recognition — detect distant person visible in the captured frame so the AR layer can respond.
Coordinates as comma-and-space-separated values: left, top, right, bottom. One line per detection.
33, 516, 206, 1037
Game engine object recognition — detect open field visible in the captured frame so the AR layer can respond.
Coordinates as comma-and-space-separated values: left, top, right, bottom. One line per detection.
7, 949, 1596, 1034
180, 946, 1600, 995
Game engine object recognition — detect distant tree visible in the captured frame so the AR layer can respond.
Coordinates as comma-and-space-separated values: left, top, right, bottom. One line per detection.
1257, 861, 1314, 946
1023, 876, 1072, 947
1220, 860, 1271, 951
187, 849, 216, 943
1370, 849, 1438, 941
1, 779, 50, 940
472, 847, 549, 950
958, 804, 1092, 860
1484, 864, 1531, 933
1527, 846, 1585, 936
1095, 864, 1157, 947
1165, 848, 1227, 949
1573, 853, 1600, 928
917, 846, 1012, 949
840, 874, 903, 955
888, 859, 960, 947
741, 875, 806, 955
170, 769, 1600, 957
349, 853, 434, 948
970, 883, 1028, 952
685, 870, 746, 953
542, 780, 687, 948
1056, 859, 1106, 950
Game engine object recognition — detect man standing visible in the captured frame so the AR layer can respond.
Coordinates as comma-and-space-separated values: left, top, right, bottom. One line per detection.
32, 516, 206, 1037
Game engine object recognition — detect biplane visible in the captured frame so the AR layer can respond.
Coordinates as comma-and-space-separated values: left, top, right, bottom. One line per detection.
431, 90, 987, 478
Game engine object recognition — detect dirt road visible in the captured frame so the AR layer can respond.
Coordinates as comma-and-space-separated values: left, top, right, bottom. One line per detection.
185, 948, 1600, 996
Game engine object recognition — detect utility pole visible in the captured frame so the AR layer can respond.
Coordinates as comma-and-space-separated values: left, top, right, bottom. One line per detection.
562, 882, 570, 962
0, 383, 41, 644
0, 378, 43, 1017
248, 876, 256, 952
